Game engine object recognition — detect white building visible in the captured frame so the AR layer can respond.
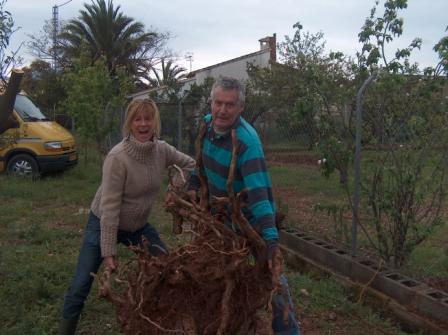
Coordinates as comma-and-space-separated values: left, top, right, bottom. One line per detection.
128, 34, 276, 100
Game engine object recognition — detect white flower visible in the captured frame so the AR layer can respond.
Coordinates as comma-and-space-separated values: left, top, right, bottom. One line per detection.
318, 159, 322, 165
323, 158, 327, 163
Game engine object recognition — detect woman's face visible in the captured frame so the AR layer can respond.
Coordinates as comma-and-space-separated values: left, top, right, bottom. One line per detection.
130, 109, 155, 143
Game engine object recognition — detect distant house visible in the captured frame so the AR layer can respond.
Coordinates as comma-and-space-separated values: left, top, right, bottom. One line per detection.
128, 34, 277, 101
185, 34, 276, 86
125, 35, 277, 153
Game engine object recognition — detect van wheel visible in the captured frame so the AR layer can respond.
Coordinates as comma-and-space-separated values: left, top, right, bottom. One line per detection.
7, 154, 40, 177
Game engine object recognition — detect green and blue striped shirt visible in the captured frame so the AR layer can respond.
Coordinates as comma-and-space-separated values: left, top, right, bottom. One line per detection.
189, 114, 278, 243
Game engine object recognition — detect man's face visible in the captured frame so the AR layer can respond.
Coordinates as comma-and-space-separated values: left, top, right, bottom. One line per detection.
211, 87, 243, 132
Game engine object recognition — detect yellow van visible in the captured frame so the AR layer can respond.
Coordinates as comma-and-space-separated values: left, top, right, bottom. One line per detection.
0, 93, 77, 176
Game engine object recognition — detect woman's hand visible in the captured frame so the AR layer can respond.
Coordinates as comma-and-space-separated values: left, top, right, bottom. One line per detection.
164, 189, 174, 205
104, 256, 117, 272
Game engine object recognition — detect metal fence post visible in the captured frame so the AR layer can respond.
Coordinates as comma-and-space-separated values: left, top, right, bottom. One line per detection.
177, 98, 183, 151
352, 71, 377, 257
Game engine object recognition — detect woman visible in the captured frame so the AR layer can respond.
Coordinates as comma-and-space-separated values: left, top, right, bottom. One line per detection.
59, 99, 196, 334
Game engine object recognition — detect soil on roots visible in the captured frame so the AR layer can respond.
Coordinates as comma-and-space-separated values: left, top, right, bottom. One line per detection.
97, 214, 275, 335
96, 128, 286, 334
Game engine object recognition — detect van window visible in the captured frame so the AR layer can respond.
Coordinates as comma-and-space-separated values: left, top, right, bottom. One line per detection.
14, 95, 49, 121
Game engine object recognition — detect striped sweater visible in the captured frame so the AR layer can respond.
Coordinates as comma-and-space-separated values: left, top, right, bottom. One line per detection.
189, 114, 278, 244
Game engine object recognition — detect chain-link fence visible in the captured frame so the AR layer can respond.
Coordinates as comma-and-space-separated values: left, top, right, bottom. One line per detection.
152, 82, 448, 293
157, 102, 314, 154
47, 82, 446, 293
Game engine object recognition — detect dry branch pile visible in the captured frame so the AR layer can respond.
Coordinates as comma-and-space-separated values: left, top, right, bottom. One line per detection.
97, 128, 280, 334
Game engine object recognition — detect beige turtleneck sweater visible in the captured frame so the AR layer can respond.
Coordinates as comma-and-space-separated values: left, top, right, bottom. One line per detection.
90, 135, 196, 257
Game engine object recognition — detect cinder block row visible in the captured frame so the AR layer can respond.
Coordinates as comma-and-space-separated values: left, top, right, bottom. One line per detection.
280, 228, 448, 327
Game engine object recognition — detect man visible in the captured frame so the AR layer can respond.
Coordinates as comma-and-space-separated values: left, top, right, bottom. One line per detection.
188, 76, 300, 335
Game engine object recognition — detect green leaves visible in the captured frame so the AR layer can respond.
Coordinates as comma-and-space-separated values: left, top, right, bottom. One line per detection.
430, 27, 448, 76
247, 4, 447, 269
0, 0, 19, 83
57, 0, 166, 83
149, 58, 187, 93
62, 56, 131, 156
0, 0, 13, 50
357, 0, 422, 73
317, 136, 352, 184
20, 60, 66, 117
360, 67, 448, 267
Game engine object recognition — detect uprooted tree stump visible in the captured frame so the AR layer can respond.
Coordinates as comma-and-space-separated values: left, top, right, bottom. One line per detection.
96, 127, 281, 334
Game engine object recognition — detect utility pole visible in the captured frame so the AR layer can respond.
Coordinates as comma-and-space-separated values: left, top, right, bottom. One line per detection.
52, 0, 73, 70
52, 5, 58, 70
185, 52, 193, 73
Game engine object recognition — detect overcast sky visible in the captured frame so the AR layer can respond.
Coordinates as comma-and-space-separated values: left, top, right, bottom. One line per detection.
5, 0, 447, 72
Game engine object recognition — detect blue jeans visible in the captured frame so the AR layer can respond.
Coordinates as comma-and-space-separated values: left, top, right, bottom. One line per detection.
225, 221, 300, 334
272, 274, 301, 334
62, 212, 167, 320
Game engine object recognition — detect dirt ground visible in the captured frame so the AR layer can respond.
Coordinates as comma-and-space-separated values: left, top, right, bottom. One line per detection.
266, 151, 319, 166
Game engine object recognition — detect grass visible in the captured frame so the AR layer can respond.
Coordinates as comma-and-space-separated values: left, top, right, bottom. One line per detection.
0, 154, 422, 334
401, 222, 448, 281
270, 164, 344, 198
286, 271, 411, 335
268, 159, 448, 285
0, 162, 105, 334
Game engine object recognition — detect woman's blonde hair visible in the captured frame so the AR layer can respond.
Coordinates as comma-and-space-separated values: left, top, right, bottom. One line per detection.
122, 99, 161, 138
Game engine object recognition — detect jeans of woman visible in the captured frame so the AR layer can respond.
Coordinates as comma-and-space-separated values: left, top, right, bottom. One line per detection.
61, 212, 167, 321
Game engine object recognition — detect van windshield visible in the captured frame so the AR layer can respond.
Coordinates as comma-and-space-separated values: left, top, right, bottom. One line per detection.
14, 95, 50, 121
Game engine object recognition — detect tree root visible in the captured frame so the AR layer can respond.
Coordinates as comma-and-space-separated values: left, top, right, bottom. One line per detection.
96, 124, 278, 334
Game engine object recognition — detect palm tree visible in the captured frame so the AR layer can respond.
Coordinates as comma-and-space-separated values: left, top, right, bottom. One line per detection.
58, 0, 166, 79
150, 58, 187, 87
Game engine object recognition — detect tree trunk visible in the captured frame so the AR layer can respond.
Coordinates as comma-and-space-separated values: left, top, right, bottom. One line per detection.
0, 69, 23, 134
339, 168, 348, 186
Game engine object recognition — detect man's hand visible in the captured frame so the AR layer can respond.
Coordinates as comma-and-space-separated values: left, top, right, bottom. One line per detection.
267, 245, 283, 285
187, 190, 198, 203
104, 256, 117, 273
